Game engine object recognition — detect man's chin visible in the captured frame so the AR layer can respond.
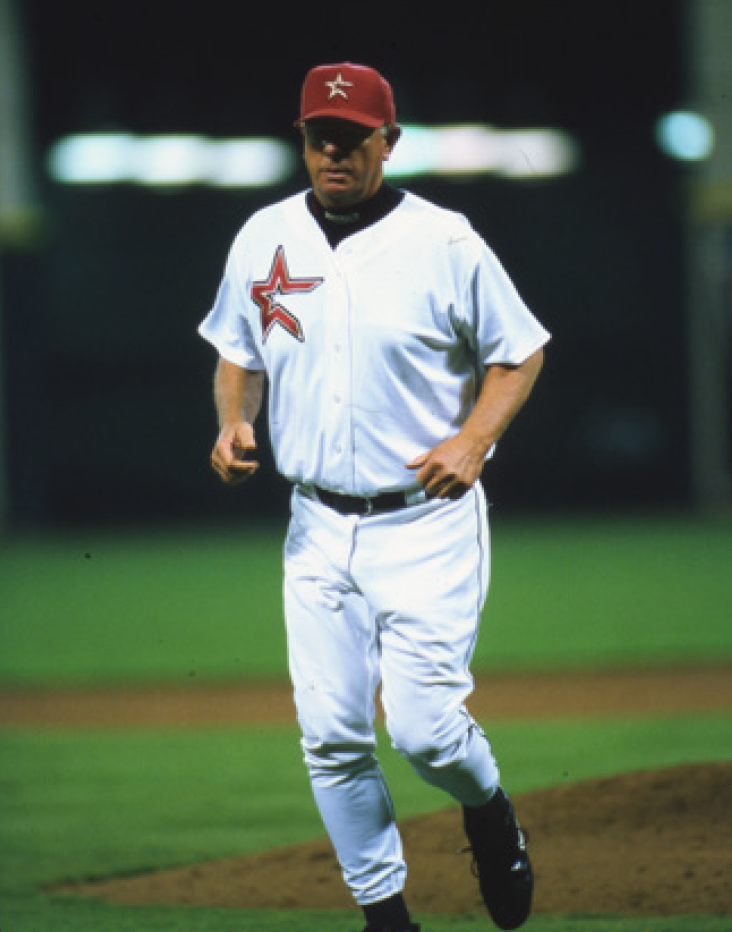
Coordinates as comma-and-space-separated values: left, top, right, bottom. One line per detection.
316, 181, 361, 209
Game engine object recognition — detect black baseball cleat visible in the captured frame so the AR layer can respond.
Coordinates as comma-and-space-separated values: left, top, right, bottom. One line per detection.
462, 788, 533, 930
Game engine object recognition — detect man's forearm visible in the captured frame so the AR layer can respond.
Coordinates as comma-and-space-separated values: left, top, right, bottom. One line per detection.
214, 358, 265, 429
462, 348, 545, 457
406, 348, 545, 499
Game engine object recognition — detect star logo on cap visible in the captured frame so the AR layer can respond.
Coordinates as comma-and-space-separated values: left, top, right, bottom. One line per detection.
325, 73, 354, 100
251, 246, 323, 343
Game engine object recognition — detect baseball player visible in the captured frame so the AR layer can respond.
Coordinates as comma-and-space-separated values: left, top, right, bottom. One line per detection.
199, 62, 550, 932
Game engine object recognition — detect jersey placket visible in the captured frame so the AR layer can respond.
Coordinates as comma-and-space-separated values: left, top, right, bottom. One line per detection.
322, 248, 356, 493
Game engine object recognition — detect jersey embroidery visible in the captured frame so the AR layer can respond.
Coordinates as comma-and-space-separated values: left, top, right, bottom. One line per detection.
325, 73, 354, 100
251, 245, 323, 343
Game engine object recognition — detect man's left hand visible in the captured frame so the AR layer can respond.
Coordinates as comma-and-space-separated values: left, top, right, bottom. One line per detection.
405, 436, 484, 499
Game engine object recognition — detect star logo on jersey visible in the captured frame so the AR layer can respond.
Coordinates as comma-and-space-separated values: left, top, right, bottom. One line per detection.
251, 246, 323, 343
325, 73, 354, 100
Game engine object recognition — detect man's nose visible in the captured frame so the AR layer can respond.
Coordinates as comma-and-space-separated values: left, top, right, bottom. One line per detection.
322, 140, 345, 158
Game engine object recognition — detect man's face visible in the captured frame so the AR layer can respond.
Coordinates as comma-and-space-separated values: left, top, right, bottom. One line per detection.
301, 118, 398, 209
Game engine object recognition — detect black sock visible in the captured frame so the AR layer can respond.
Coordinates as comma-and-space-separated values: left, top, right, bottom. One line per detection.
464, 787, 508, 829
362, 892, 411, 930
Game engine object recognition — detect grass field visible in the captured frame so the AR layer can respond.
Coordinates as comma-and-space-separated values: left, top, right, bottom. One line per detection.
2, 512, 731, 685
1, 512, 731, 931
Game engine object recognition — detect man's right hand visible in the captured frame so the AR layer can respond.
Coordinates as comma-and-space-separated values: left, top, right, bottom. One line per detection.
211, 421, 259, 486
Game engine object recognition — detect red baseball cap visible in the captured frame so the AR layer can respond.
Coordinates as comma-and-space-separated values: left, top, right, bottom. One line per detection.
297, 62, 396, 128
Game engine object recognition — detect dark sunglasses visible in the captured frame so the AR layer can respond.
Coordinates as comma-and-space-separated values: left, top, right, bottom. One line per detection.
301, 120, 379, 153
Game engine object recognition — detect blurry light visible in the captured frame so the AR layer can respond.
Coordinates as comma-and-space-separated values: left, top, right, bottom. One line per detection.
46, 134, 296, 188
131, 135, 209, 186
47, 133, 135, 184
47, 125, 579, 189
386, 125, 438, 176
387, 124, 580, 179
655, 111, 714, 161
205, 139, 296, 188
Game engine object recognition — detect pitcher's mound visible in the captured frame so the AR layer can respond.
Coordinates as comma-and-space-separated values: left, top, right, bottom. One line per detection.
57, 761, 732, 916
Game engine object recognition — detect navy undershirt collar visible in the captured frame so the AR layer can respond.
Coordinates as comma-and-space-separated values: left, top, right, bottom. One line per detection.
306, 185, 404, 248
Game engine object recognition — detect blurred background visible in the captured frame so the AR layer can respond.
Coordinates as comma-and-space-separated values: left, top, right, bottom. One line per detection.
1, 0, 730, 530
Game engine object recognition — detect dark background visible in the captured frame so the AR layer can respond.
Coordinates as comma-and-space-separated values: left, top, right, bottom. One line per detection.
3, 0, 691, 526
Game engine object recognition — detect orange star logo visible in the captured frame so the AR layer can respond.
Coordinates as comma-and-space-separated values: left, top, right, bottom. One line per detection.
251, 246, 323, 343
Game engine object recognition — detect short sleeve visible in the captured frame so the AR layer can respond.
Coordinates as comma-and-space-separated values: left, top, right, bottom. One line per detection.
198, 247, 265, 371
456, 234, 550, 367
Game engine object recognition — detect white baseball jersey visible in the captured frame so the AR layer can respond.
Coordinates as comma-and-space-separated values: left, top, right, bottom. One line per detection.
198, 189, 550, 496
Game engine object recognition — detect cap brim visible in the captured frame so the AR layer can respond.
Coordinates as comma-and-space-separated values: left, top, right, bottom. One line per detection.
297, 108, 385, 128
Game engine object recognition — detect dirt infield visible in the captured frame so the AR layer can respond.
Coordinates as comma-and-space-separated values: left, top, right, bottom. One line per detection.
2, 664, 732, 729
5, 665, 731, 918
54, 762, 732, 917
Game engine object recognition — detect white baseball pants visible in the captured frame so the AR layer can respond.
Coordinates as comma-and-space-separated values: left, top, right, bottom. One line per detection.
283, 484, 500, 905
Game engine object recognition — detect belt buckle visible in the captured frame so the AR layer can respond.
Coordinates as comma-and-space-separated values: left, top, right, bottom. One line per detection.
363, 497, 374, 516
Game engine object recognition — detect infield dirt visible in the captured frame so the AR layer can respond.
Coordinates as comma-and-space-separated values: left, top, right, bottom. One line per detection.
53, 762, 732, 917
4, 665, 730, 918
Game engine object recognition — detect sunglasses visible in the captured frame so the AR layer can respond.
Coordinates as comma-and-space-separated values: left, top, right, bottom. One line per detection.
301, 120, 383, 154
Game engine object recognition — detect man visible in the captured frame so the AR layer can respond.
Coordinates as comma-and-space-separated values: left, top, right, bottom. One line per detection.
199, 62, 549, 932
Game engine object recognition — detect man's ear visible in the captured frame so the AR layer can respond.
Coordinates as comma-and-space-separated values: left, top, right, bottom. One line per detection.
383, 124, 402, 158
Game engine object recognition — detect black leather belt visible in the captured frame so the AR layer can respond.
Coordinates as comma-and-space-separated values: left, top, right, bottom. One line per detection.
313, 486, 413, 516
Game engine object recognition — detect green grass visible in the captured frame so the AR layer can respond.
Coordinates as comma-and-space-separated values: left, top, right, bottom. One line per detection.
2, 902, 731, 932
2, 714, 731, 930
3, 714, 731, 892
3, 901, 730, 932
0, 523, 290, 685
1, 514, 731, 931
484, 512, 732, 670
1, 514, 731, 685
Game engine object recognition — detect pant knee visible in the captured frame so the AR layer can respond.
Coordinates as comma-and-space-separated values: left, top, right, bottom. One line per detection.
302, 735, 377, 779
388, 711, 499, 804
387, 714, 459, 766
295, 693, 376, 770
